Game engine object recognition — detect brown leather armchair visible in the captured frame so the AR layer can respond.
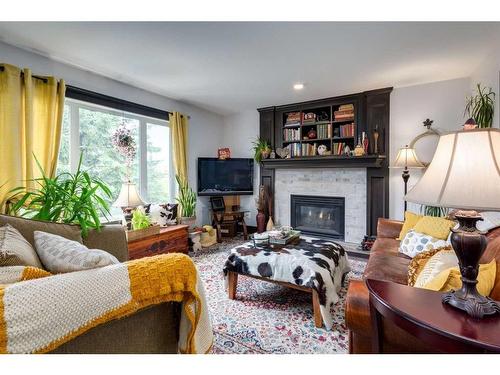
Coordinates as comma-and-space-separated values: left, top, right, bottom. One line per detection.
345, 218, 500, 353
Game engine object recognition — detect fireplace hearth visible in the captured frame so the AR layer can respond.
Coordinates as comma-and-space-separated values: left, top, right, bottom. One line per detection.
290, 195, 345, 240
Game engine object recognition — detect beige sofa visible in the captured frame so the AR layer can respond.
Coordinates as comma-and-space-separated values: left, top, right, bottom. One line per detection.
0, 214, 181, 353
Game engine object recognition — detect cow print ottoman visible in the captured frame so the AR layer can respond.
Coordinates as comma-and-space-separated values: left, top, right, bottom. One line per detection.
223, 236, 350, 329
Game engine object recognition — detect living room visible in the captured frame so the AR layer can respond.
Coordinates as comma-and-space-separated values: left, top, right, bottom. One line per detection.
1, 2, 500, 373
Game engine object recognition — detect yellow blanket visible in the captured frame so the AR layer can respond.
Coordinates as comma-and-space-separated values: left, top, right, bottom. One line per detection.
0, 254, 213, 354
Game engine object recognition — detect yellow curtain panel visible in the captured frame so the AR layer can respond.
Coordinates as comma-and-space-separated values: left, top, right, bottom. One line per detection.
169, 111, 189, 182
0, 63, 66, 209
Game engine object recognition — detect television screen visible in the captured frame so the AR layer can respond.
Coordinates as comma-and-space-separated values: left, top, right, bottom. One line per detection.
197, 158, 254, 196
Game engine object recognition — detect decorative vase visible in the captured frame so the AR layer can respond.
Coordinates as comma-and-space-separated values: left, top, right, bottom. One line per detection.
256, 211, 266, 233
266, 217, 274, 231
307, 129, 317, 139
362, 131, 369, 154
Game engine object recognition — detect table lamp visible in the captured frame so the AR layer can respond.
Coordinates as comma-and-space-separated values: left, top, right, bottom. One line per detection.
405, 128, 500, 318
113, 181, 146, 229
391, 145, 425, 212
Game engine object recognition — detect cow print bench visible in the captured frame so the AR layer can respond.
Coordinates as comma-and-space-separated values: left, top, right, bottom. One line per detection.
223, 236, 350, 329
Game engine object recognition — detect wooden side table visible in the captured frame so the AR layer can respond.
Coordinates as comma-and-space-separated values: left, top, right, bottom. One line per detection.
127, 224, 189, 260
211, 210, 248, 242
366, 279, 500, 353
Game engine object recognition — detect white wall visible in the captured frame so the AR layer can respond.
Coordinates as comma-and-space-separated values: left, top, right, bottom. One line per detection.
0, 41, 225, 225
389, 77, 471, 220
222, 110, 260, 225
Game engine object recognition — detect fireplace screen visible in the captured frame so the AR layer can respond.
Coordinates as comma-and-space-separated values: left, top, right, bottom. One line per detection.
290, 195, 345, 239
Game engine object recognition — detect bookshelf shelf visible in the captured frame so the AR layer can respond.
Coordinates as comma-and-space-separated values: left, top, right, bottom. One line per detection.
301, 138, 331, 143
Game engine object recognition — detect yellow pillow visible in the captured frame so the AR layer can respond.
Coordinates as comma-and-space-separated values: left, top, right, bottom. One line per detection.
398, 211, 423, 240
413, 216, 455, 240
407, 247, 450, 286
422, 260, 497, 297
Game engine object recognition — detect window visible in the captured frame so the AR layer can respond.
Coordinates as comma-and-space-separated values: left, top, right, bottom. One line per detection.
57, 98, 173, 214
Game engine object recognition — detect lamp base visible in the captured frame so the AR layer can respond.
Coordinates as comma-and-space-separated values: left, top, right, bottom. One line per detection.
442, 289, 500, 319
442, 210, 500, 319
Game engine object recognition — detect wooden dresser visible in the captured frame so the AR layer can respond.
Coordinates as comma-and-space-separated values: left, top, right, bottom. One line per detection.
127, 224, 189, 260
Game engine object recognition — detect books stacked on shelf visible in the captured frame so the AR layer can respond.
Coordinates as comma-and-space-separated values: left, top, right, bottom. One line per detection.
286, 143, 301, 157
301, 143, 317, 156
283, 128, 300, 142
317, 123, 332, 139
339, 123, 355, 137
334, 104, 354, 122
285, 112, 301, 127
332, 142, 349, 156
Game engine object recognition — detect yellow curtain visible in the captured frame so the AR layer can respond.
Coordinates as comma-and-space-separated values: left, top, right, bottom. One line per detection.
169, 111, 188, 183
0, 63, 66, 209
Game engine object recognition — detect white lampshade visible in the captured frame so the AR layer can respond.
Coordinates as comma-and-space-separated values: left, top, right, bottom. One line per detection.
391, 146, 426, 169
113, 182, 146, 208
405, 128, 500, 210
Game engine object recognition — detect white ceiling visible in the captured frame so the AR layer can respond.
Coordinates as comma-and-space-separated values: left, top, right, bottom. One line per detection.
1, 22, 499, 115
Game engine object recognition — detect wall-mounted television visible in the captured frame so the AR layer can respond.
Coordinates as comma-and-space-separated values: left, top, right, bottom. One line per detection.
197, 157, 254, 196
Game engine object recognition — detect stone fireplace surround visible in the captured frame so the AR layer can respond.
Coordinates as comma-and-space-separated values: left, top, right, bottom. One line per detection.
274, 168, 367, 243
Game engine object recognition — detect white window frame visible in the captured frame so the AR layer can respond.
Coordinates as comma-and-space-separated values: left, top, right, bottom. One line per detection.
63, 98, 174, 203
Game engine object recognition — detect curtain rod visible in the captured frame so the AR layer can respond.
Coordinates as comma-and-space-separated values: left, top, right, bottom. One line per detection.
0, 66, 190, 120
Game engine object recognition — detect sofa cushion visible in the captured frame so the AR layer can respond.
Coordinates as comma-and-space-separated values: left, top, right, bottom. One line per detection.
0, 214, 82, 248
397, 211, 422, 240
413, 216, 455, 240
34, 231, 119, 273
363, 252, 411, 285
399, 230, 450, 258
0, 224, 43, 268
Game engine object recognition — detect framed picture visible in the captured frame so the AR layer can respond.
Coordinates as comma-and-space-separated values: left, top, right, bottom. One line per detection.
218, 148, 231, 160
210, 196, 225, 212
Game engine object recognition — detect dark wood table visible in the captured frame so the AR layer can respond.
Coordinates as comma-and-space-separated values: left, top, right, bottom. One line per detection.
366, 279, 500, 353
211, 209, 248, 242
127, 224, 189, 260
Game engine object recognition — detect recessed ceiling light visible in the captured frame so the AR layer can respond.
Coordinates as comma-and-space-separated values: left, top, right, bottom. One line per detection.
293, 83, 304, 90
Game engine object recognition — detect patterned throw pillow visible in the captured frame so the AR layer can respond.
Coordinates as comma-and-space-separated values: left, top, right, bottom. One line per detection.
407, 247, 449, 286
0, 224, 43, 268
397, 211, 423, 240
413, 216, 456, 240
399, 230, 450, 258
414, 248, 458, 288
34, 231, 119, 273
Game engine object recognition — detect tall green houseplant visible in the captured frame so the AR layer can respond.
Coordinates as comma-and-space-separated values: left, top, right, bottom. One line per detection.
5, 154, 112, 237
465, 84, 496, 128
175, 174, 196, 219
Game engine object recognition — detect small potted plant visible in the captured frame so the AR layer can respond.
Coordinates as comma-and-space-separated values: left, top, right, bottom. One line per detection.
127, 207, 160, 241
175, 175, 197, 229
464, 84, 495, 128
252, 138, 271, 163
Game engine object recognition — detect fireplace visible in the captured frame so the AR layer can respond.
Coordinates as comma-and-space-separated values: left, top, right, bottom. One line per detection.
290, 195, 345, 240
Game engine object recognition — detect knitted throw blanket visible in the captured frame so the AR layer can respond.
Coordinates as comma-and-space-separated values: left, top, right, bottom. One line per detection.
0, 254, 213, 354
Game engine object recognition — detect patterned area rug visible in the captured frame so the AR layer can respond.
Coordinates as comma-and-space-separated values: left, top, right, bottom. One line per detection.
191, 237, 366, 354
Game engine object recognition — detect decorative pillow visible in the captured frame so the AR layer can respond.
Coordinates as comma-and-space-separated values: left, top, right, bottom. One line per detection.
422, 260, 497, 297
399, 230, 450, 258
407, 247, 449, 286
0, 224, 43, 268
413, 216, 456, 240
414, 248, 458, 288
34, 231, 119, 273
398, 211, 422, 240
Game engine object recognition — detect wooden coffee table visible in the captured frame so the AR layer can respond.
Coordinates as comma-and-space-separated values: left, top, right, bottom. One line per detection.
367, 279, 500, 353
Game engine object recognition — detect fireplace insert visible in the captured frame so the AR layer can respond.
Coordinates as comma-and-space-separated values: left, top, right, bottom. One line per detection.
290, 195, 345, 240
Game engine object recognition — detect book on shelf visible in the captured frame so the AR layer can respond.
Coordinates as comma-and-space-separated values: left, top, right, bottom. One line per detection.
338, 104, 354, 111
285, 112, 301, 124
332, 142, 350, 156
286, 142, 301, 157
283, 128, 301, 141
316, 123, 332, 139
301, 143, 317, 157
338, 123, 355, 138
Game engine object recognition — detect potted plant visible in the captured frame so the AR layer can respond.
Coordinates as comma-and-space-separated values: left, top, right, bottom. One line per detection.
175, 175, 197, 229
4, 154, 112, 237
464, 84, 496, 128
127, 207, 161, 241
252, 138, 271, 163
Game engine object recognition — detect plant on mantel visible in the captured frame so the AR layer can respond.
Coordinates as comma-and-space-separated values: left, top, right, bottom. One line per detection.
252, 138, 271, 163
465, 84, 496, 128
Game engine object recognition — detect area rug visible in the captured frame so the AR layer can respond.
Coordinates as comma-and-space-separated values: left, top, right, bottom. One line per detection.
191, 237, 366, 354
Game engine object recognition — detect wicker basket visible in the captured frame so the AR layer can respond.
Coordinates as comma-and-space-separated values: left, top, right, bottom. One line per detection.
126, 224, 161, 241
